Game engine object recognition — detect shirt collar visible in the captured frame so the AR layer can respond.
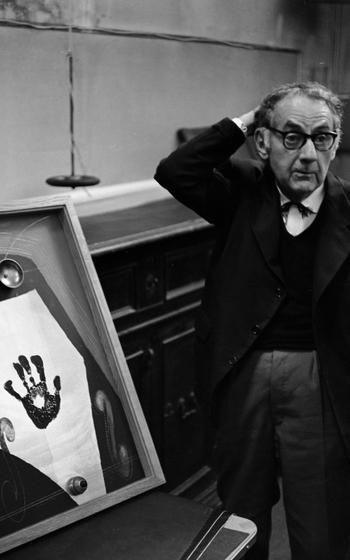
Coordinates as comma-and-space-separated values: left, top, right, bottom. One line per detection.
276, 183, 325, 213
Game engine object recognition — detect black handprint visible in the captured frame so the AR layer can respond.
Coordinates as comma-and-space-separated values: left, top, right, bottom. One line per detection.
4, 355, 61, 429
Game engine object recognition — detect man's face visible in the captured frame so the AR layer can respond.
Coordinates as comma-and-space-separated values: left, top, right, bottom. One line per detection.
259, 94, 339, 201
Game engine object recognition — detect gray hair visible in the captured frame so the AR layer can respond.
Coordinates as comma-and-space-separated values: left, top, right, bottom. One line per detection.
255, 81, 344, 130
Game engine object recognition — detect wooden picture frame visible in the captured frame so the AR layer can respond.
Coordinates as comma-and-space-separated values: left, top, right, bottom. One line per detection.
0, 195, 165, 553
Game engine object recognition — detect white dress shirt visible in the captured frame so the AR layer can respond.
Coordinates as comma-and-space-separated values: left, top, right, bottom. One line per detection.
277, 184, 325, 237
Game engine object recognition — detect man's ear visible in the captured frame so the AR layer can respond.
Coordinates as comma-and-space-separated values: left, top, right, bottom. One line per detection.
254, 127, 270, 160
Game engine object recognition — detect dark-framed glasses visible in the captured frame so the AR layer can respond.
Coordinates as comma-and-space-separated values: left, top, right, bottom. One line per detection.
267, 127, 338, 151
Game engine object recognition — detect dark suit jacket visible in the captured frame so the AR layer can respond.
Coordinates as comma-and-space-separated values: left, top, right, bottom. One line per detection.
155, 117, 350, 459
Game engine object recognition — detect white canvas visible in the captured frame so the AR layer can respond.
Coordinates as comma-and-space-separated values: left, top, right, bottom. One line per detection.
0, 289, 106, 506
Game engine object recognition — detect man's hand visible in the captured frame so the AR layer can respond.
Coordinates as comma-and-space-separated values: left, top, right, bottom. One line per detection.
238, 106, 260, 136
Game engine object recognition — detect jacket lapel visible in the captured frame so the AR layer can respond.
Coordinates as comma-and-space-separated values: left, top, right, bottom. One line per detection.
313, 172, 350, 303
251, 165, 285, 284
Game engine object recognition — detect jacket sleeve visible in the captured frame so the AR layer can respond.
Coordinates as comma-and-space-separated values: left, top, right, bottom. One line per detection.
154, 117, 250, 225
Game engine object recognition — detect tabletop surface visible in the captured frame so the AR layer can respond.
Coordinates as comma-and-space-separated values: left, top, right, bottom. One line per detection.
80, 197, 211, 255
1, 491, 254, 560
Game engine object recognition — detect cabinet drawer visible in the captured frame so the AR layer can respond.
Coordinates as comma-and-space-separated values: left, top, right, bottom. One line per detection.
98, 264, 136, 313
137, 257, 164, 308
165, 243, 212, 299
95, 255, 164, 316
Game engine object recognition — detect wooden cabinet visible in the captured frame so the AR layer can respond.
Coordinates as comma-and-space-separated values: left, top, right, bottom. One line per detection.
80, 198, 215, 489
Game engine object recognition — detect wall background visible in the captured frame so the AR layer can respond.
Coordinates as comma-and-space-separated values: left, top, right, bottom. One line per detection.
0, 0, 349, 203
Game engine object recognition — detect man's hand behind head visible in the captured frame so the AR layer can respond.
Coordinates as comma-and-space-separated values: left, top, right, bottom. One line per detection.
238, 106, 260, 136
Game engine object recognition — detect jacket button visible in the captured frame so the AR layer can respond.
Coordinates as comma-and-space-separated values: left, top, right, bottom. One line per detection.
251, 324, 261, 335
276, 287, 282, 298
228, 356, 238, 366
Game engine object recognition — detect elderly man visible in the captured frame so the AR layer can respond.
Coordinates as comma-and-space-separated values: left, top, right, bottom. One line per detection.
154, 82, 350, 560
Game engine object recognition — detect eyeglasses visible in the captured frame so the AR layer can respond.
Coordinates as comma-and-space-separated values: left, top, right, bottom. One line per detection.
267, 127, 338, 151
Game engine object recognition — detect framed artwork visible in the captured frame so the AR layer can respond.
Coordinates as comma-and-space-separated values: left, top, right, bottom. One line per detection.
0, 195, 165, 553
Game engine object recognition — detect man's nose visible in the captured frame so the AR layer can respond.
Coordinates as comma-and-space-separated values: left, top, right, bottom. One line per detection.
299, 137, 318, 160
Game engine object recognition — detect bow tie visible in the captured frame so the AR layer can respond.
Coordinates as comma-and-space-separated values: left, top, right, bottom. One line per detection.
281, 201, 315, 219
